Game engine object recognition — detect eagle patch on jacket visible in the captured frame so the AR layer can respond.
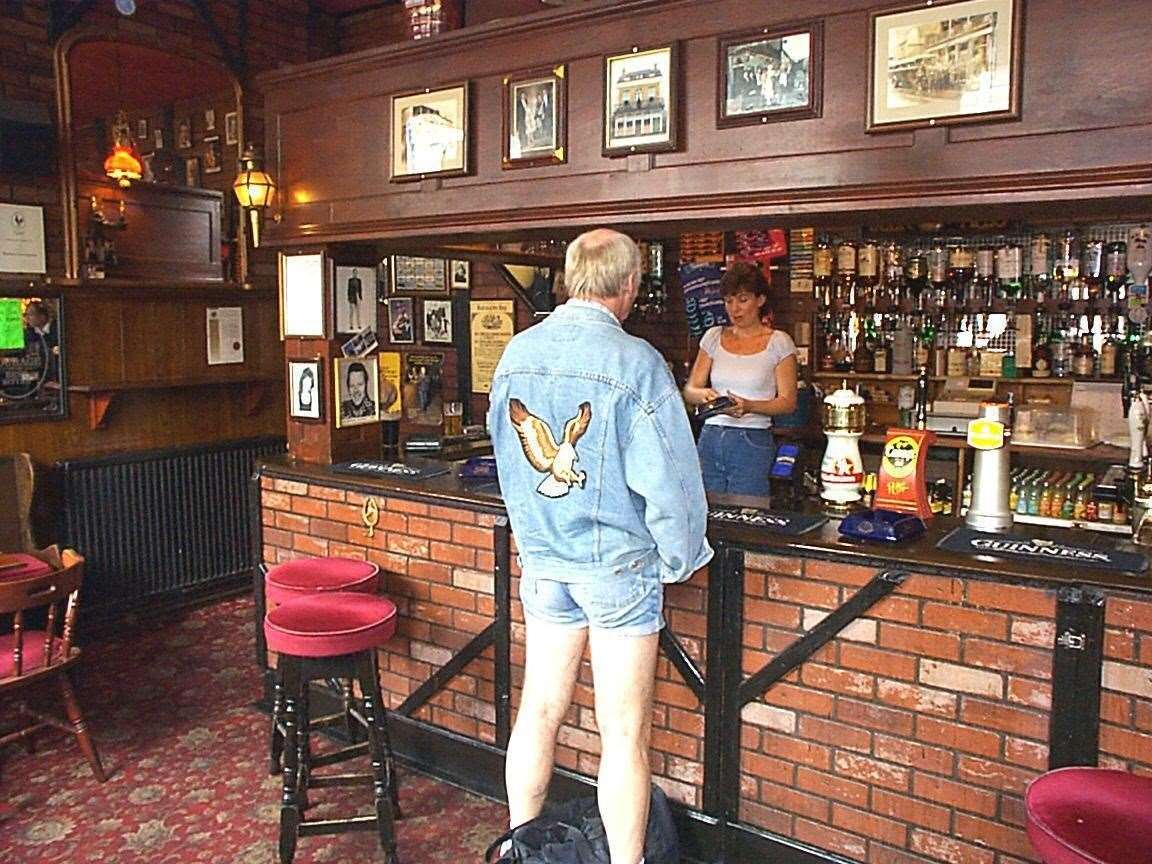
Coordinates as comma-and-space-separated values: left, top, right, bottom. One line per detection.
508, 398, 591, 498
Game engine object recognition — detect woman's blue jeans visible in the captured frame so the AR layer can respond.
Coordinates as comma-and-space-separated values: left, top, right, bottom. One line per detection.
696, 424, 776, 497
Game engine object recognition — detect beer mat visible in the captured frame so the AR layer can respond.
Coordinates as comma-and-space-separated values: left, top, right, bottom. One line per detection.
331, 460, 450, 480
937, 527, 1148, 573
708, 507, 828, 535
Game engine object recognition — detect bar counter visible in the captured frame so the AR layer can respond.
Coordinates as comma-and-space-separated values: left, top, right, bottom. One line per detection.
255, 455, 1152, 864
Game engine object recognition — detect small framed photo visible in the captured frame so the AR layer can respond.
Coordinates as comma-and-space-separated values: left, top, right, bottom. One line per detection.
450, 260, 470, 290
287, 358, 324, 423
204, 108, 216, 132
387, 297, 415, 344
391, 255, 448, 296
603, 44, 679, 157
390, 83, 469, 182
334, 265, 378, 335
203, 139, 223, 174
422, 299, 453, 344
224, 111, 239, 145
502, 65, 566, 168
334, 356, 380, 428
153, 127, 164, 150
141, 153, 155, 183
718, 22, 823, 127
184, 156, 200, 188
868, 0, 1022, 132
279, 251, 328, 338
176, 118, 192, 149
136, 118, 148, 140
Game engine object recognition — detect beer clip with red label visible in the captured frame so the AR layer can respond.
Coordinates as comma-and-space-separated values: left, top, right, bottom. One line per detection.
873, 427, 936, 519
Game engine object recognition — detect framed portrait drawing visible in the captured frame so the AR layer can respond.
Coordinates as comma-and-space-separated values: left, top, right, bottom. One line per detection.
868, 0, 1022, 131
450, 260, 470, 290
176, 118, 192, 149
391, 255, 447, 296
287, 358, 324, 423
334, 265, 378, 335
153, 127, 165, 150
136, 118, 148, 140
603, 44, 679, 157
718, 22, 823, 127
184, 157, 200, 188
203, 139, 223, 174
422, 299, 453, 345
387, 297, 415, 345
204, 108, 216, 132
224, 111, 239, 145
334, 356, 380, 428
279, 251, 328, 338
502, 65, 566, 168
390, 84, 469, 182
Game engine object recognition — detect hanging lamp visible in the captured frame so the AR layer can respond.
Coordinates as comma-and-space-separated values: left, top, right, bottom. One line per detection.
104, 108, 142, 187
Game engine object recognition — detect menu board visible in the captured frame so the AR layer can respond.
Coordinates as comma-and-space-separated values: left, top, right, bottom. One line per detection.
0, 295, 66, 423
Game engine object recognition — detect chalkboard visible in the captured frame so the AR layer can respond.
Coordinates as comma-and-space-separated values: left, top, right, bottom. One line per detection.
0, 294, 66, 423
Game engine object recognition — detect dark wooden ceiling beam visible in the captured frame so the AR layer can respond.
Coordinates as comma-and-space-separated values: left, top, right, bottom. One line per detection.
190, 0, 247, 80
49, 0, 101, 42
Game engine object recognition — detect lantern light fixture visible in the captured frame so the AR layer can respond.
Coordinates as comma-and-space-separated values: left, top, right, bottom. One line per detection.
232, 143, 277, 248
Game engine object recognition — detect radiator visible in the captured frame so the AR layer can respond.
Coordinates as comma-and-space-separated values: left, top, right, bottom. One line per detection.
57, 436, 285, 615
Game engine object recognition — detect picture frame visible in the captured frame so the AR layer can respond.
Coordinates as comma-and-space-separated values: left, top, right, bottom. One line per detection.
176, 118, 192, 149
203, 139, 223, 174
224, 111, 239, 145
450, 260, 470, 290
204, 108, 216, 132
152, 127, 164, 150
868, 0, 1022, 132
390, 255, 448, 296
0, 294, 67, 424
422, 299, 453, 345
136, 118, 148, 140
603, 43, 679, 157
334, 355, 380, 428
279, 251, 328, 338
386, 297, 415, 345
390, 83, 469, 182
287, 358, 324, 423
184, 156, 200, 188
717, 21, 823, 127
502, 65, 567, 169
141, 153, 155, 183
334, 265, 378, 335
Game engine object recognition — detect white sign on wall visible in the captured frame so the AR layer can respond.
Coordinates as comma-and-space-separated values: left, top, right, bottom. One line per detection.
0, 204, 46, 274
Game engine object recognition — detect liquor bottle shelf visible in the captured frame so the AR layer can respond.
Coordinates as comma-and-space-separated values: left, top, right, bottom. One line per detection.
810, 371, 1122, 386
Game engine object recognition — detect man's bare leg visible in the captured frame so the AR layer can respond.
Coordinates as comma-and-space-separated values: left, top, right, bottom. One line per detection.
505, 618, 587, 828
589, 628, 659, 864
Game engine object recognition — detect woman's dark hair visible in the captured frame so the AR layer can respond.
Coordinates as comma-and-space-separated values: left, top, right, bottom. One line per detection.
718, 261, 770, 300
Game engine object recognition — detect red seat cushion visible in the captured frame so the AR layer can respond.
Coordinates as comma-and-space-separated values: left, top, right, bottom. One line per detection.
265, 558, 379, 606
0, 631, 66, 679
264, 592, 398, 658
0, 554, 53, 582
1026, 767, 1152, 864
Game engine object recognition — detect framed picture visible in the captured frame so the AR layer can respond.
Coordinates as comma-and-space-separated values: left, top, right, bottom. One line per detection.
391, 255, 447, 296
403, 352, 444, 424
204, 108, 216, 132
390, 83, 469, 182
0, 294, 67, 424
502, 65, 567, 168
334, 265, 378, 335
136, 118, 148, 140
603, 44, 679, 157
386, 297, 415, 344
279, 251, 328, 338
152, 127, 164, 150
141, 153, 155, 183
184, 157, 200, 188
203, 139, 223, 174
422, 299, 453, 344
334, 356, 380, 428
868, 0, 1022, 131
450, 260, 470, 290
717, 22, 823, 127
287, 358, 324, 423
176, 118, 192, 149
224, 111, 239, 145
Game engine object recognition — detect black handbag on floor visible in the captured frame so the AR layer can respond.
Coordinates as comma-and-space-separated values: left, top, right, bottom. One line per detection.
484, 784, 679, 864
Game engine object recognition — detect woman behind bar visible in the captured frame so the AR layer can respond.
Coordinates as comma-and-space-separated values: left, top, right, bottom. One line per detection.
684, 261, 798, 497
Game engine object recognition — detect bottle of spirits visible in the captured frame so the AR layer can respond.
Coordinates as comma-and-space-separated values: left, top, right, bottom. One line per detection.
1029, 233, 1051, 303
975, 244, 997, 311
1105, 241, 1128, 303
883, 242, 905, 310
915, 313, 934, 370
1100, 319, 1119, 377
1055, 229, 1081, 304
1032, 316, 1053, 378
1002, 314, 1018, 378
836, 240, 858, 307
814, 236, 834, 309
948, 241, 975, 306
892, 314, 914, 375
928, 237, 949, 307
854, 314, 876, 373
1050, 315, 1071, 378
905, 248, 929, 310
1072, 332, 1097, 378
857, 240, 879, 310
1082, 238, 1105, 302
873, 328, 892, 374
996, 240, 1024, 302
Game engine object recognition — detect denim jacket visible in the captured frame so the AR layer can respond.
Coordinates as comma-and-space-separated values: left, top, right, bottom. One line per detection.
488, 300, 713, 584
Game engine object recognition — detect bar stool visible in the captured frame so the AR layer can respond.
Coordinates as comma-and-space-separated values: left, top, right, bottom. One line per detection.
264, 591, 400, 864
264, 558, 380, 774
1025, 767, 1152, 864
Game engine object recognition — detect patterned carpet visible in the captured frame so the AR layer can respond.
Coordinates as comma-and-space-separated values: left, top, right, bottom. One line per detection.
0, 595, 507, 863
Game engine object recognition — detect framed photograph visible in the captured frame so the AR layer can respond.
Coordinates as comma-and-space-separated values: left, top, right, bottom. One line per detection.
0, 294, 67, 424
387, 297, 415, 344
203, 139, 223, 174
402, 352, 444, 424
334, 265, 378, 335
391, 255, 447, 296
868, 0, 1022, 131
603, 44, 679, 157
204, 108, 216, 132
184, 157, 200, 188
450, 260, 470, 290
141, 153, 155, 183
288, 358, 324, 422
224, 111, 239, 145
334, 356, 380, 428
136, 118, 148, 140
176, 118, 192, 149
279, 251, 328, 338
390, 83, 469, 182
152, 127, 164, 150
502, 65, 567, 168
718, 22, 823, 127
422, 299, 453, 344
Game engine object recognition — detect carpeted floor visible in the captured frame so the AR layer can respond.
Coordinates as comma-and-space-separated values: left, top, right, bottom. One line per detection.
0, 595, 507, 863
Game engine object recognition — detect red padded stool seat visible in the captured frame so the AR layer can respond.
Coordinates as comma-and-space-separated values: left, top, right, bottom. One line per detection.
0, 554, 53, 582
264, 592, 398, 657
265, 558, 379, 606
1026, 767, 1152, 864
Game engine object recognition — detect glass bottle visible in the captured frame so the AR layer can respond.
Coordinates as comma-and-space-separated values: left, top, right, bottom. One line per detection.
996, 240, 1024, 302
855, 314, 876, 373
1073, 332, 1097, 378
1050, 315, 1071, 378
975, 244, 997, 311
948, 240, 975, 306
928, 237, 949, 307
1002, 314, 1018, 378
1082, 238, 1106, 302
836, 240, 858, 306
905, 248, 928, 310
883, 242, 905, 310
814, 236, 834, 308
1030, 233, 1051, 303
1032, 315, 1053, 378
857, 240, 879, 309
1105, 241, 1128, 302
1100, 319, 1119, 377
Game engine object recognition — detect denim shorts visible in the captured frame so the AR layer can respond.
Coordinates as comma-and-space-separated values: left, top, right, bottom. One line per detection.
696, 424, 775, 497
519, 570, 664, 636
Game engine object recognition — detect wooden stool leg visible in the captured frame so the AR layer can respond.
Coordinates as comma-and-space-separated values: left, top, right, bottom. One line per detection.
296, 683, 311, 812
58, 672, 105, 782
357, 652, 398, 864
269, 670, 285, 776
278, 657, 303, 864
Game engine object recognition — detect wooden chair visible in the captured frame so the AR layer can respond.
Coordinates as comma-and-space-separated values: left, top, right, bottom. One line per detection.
0, 453, 36, 553
0, 547, 106, 781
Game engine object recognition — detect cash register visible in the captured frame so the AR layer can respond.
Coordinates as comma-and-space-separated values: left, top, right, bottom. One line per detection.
926, 377, 999, 436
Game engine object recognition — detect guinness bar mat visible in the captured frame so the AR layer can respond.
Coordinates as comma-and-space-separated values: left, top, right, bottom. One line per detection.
331, 460, 450, 480
709, 507, 828, 536
938, 527, 1148, 573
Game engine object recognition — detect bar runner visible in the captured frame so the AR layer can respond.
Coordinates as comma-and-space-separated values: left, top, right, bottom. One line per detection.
331, 460, 450, 480
708, 507, 828, 536
938, 526, 1148, 573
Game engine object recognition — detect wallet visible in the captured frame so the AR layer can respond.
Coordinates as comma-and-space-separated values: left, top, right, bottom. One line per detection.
694, 395, 735, 421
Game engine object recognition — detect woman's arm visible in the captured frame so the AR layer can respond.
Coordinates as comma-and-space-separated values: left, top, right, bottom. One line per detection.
683, 348, 721, 406
726, 353, 798, 418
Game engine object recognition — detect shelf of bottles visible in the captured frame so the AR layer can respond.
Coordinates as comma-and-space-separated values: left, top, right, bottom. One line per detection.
812, 221, 1149, 382
959, 467, 1132, 536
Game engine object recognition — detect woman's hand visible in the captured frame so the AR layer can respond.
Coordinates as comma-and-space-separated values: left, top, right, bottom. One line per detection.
724, 392, 750, 418
700, 388, 722, 404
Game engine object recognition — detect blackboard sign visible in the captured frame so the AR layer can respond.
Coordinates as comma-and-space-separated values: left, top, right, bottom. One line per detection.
0, 293, 65, 423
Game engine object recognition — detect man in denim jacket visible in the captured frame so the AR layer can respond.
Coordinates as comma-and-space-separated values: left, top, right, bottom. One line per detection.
489, 228, 712, 864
